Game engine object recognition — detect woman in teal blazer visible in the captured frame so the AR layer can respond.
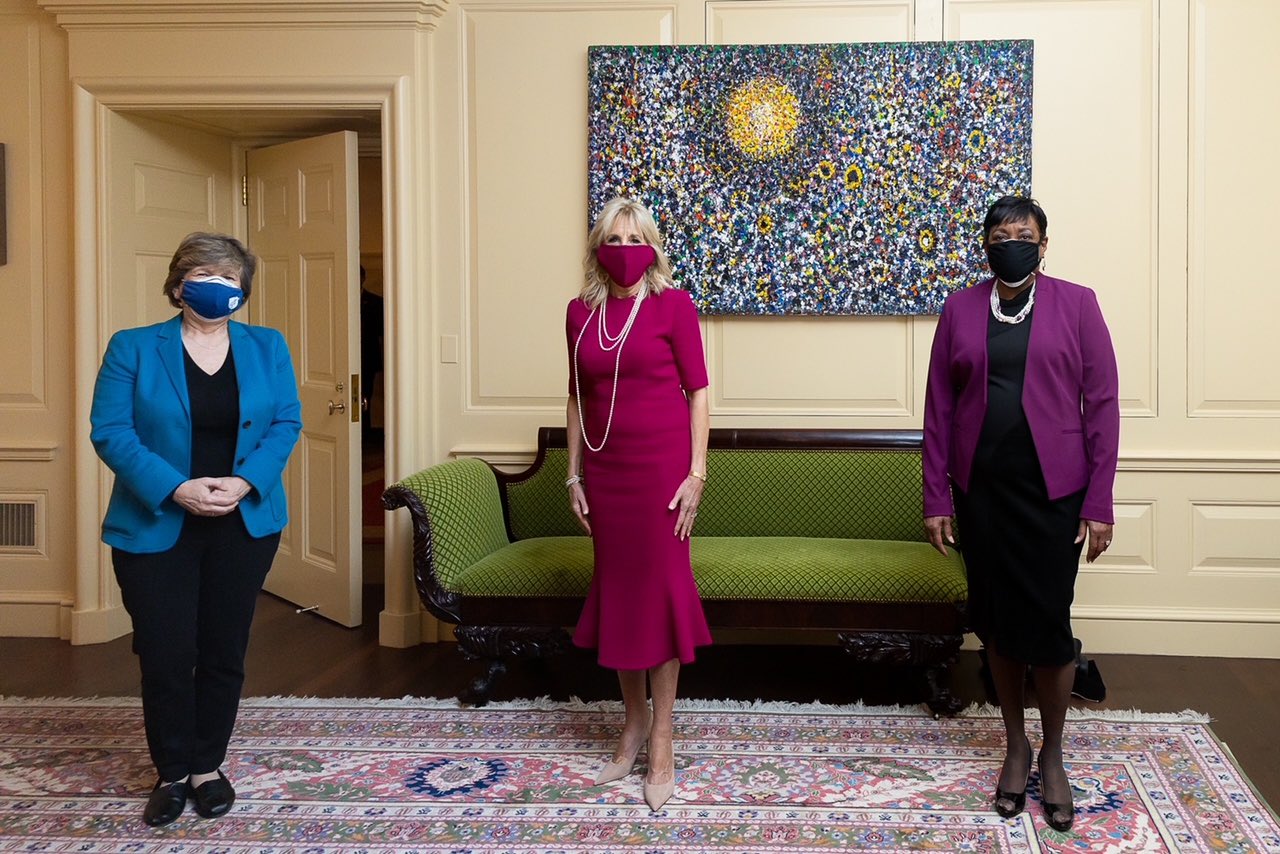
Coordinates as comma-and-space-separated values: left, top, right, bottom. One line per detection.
90, 233, 301, 827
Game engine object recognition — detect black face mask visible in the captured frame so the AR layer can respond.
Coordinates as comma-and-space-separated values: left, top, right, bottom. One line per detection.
986, 240, 1041, 285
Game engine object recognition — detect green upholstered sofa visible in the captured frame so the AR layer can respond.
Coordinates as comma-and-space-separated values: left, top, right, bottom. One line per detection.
384, 427, 969, 713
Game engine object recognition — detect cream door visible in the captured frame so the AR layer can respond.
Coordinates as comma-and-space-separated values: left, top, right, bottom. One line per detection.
98, 112, 236, 638
246, 131, 362, 627
106, 112, 235, 332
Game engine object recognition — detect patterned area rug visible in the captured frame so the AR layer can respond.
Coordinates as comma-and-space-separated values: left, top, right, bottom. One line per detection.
1, 697, 1277, 852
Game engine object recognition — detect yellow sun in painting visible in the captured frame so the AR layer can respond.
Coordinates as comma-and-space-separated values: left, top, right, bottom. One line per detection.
726, 77, 801, 160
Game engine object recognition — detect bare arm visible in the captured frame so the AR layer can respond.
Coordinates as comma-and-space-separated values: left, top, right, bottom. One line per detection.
566, 396, 590, 534
669, 386, 709, 540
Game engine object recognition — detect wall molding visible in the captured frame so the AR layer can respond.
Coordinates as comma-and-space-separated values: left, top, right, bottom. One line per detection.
446, 445, 1280, 473
0, 443, 57, 462
1186, 0, 1280, 418
0, 17, 49, 409
1118, 453, 1280, 473
449, 444, 539, 469
1073, 604, 1279, 624
34, 1, 450, 30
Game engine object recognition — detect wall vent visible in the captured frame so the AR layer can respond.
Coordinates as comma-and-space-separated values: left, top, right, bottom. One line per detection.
0, 501, 38, 549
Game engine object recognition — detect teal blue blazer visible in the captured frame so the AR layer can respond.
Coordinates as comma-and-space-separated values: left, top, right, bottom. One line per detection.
90, 315, 303, 553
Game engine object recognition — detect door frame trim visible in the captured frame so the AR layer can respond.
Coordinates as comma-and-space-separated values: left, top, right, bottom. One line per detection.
69, 76, 429, 645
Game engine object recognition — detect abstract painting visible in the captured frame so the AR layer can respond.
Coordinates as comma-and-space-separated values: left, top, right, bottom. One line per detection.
587, 41, 1034, 315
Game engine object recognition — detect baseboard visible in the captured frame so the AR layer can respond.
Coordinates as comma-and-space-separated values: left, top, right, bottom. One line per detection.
0, 595, 73, 639
1072, 617, 1280, 658
69, 603, 131, 645
378, 607, 449, 647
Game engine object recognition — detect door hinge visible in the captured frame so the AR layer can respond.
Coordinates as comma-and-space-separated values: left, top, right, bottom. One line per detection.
241, 174, 249, 207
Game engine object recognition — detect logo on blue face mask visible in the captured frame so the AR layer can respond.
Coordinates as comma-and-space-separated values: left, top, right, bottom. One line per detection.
181, 276, 244, 320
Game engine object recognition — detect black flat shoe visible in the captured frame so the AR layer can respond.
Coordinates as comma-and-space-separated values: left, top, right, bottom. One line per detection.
994, 736, 1032, 818
191, 770, 236, 819
1037, 754, 1075, 832
143, 779, 189, 827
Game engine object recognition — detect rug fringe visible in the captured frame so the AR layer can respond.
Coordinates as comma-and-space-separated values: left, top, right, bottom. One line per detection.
0, 694, 1209, 723
957, 701, 1210, 724
0, 695, 145, 707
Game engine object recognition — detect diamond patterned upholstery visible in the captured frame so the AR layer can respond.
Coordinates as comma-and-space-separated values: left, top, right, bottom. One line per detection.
505, 448, 928, 541
506, 449, 581, 539
694, 450, 926, 541
394, 459, 509, 591
396, 443, 964, 604
452, 536, 964, 602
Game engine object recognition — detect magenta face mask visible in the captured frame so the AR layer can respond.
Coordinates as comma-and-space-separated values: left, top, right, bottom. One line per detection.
596, 244, 656, 288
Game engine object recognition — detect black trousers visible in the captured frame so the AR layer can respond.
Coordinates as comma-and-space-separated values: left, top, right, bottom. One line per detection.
112, 512, 280, 781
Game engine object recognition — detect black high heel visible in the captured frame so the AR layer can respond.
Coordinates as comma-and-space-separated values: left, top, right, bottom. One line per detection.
994, 735, 1032, 818
1037, 753, 1075, 832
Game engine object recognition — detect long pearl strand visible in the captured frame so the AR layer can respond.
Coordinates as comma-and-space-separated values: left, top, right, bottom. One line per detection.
574, 294, 644, 452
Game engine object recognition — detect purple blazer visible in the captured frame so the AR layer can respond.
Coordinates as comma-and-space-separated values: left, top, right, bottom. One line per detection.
922, 274, 1120, 524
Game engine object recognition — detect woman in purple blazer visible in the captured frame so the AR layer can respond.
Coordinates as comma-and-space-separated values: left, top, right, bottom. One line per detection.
922, 196, 1119, 832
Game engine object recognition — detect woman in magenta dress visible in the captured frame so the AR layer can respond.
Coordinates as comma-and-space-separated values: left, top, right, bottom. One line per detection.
565, 196, 711, 812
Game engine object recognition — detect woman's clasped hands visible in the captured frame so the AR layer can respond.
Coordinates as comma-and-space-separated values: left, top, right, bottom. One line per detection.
173, 476, 251, 517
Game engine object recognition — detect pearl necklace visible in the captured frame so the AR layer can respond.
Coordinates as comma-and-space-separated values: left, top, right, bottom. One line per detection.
573, 294, 645, 452
990, 278, 1036, 325
597, 292, 638, 350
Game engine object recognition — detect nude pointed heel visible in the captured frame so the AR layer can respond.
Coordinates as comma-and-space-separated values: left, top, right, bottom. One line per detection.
594, 710, 652, 786
595, 752, 641, 785
643, 773, 675, 811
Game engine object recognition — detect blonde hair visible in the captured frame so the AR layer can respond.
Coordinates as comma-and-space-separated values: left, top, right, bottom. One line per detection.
579, 197, 675, 308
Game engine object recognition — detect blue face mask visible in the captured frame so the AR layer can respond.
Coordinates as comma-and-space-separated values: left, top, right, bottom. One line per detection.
181, 276, 244, 320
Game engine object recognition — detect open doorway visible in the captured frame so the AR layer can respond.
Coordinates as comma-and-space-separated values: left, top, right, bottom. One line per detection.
356, 151, 388, 587
113, 107, 387, 608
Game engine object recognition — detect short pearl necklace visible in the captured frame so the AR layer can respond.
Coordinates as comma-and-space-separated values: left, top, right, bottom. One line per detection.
573, 293, 645, 452
990, 277, 1036, 325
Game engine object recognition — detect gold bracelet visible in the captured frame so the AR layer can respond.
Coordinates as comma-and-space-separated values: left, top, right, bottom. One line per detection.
689, 470, 707, 482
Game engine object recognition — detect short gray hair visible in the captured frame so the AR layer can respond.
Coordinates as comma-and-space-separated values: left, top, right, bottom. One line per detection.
162, 232, 257, 309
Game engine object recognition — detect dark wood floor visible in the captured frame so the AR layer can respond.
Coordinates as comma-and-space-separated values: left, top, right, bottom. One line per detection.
3, 586, 1277, 811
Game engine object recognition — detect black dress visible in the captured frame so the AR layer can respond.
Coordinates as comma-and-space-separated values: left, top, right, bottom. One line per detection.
953, 286, 1085, 666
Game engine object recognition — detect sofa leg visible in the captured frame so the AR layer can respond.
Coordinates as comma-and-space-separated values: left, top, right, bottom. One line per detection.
461, 658, 507, 707
453, 625, 571, 706
836, 630, 964, 716
923, 664, 963, 718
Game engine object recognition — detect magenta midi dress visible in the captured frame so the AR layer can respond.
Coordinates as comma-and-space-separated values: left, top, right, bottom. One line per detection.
566, 287, 713, 670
